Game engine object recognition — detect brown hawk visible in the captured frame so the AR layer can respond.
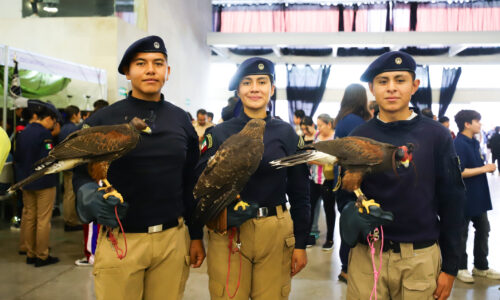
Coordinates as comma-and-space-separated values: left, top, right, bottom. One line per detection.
193, 119, 266, 227
270, 136, 413, 213
8, 117, 151, 201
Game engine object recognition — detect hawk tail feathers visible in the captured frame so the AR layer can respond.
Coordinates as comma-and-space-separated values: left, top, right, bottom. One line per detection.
7, 169, 47, 193
270, 151, 337, 168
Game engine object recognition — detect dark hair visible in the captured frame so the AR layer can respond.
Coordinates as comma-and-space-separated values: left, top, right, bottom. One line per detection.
65, 105, 80, 120
438, 116, 449, 123
294, 109, 305, 119
187, 112, 194, 122
333, 83, 371, 128
197, 109, 207, 116
300, 116, 314, 127
421, 108, 434, 119
207, 112, 214, 119
368, 100, 378, 112
454, 110, 481, 133
93, 99, 109, 111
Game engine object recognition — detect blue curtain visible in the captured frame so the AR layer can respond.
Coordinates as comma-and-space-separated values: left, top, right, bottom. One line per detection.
439, 67, 462, 118
411, 64, 432, 111
286, 64, 331, 124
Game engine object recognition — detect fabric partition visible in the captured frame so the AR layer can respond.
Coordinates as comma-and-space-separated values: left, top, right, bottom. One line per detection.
367, 4, 387, 32
438, 67, 462, 118
343, 6, 355, 32
220, 4, 285, 33
286, 64, 331, 124
0, 67, 71, 99
393, 3, 411, 32
284, 4, 339, 32
410, 65, 432, 111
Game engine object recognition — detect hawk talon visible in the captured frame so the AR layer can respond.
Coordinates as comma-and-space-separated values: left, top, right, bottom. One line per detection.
359, 199, 380, 214
103, 190, 124, 204
233, 200, 250, 211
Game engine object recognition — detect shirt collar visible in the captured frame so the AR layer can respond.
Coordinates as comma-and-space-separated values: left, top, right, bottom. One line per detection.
236, 111, 272, 123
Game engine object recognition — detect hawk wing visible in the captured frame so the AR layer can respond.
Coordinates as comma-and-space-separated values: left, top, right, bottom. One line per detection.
313, 136, 390, 167
193, 134, 264, 226
49, 124, 135, 161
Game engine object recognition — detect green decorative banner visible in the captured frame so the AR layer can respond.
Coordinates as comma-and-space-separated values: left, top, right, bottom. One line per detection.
0, 66, 71, 99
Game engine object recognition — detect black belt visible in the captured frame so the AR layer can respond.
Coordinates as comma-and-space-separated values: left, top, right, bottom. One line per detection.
256, 203, 287, 218
125, 218, 180, 233
361, 240, 436, 253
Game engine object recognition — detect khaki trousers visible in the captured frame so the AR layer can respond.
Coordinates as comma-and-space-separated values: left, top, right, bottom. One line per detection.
93, 218, 190, 300
22, 187, 56, 260
207, 206, 295, 300
63, 171, 80, 226
347, 242, 441, 300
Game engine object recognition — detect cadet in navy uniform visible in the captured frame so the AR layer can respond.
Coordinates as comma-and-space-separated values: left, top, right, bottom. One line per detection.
73, 36, 205, 300
338, 51, 465, 300
14, 100, 60, 267
196, 57, 310, 300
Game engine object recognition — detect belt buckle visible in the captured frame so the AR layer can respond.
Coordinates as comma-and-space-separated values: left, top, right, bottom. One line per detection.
148, 224, 163, 233
256, 207, 268, 218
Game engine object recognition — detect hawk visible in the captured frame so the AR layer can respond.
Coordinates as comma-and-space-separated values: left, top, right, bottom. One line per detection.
193, 119, 266, 227
8, 117, 151, 201
270, 136, 413, 214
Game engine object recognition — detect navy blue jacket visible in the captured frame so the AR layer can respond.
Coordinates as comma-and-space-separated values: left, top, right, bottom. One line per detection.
195, 113, 311, 249
337, 113, 465, 276
58, 122, 81, 144
14, 123, 57, 190
72, 94, 201, 238
454, 133, 492, 217
334, 113, 366, 139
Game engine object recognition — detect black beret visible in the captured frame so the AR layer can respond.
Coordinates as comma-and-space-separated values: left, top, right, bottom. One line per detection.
118, 35, 168, 75
228, 57, 275, 91
360, 51, 416, 82
28, 99, 62, 122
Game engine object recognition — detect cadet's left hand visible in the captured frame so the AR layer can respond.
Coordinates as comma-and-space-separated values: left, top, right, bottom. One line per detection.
189, 239, 205, 268
291, 249, 307, 276
433, 272, 455, 300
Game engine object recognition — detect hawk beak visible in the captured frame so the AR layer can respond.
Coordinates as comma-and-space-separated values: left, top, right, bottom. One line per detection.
401, 160, 410, 168
142, 126, 152, 134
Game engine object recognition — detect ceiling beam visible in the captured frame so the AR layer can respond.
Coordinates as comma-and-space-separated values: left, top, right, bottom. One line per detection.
208, 31, 500, 48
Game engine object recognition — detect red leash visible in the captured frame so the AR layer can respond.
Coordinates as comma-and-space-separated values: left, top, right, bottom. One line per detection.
106, 206, 127, 260
226, 227, 242, 299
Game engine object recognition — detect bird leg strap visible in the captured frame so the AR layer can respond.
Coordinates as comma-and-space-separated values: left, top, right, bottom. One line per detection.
226, 227, 242, 299
354, 189, 380, 214
206, 208, 228, 234
98, 179, 124, 203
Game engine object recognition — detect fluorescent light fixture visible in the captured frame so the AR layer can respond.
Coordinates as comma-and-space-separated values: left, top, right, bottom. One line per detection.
43, 6, 58, 13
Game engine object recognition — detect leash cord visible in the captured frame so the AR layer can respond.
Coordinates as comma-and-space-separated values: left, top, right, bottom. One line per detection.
107, 206, 127, 260
226, 227, 242, 299
367, 226, 384, 300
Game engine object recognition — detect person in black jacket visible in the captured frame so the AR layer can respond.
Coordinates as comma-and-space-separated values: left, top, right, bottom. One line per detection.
14, 100, 60, 267
72, 36, 205, 300
338, 51, 465, 300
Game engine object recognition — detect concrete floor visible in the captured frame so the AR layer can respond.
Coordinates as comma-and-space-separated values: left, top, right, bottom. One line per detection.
1, 174, 500, 300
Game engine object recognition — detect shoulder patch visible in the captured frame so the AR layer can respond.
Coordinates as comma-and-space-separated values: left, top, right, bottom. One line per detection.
298, 135, 305, 148
43, 139, 53, 150
82, 123, 90, 129
201, 133, 213, 155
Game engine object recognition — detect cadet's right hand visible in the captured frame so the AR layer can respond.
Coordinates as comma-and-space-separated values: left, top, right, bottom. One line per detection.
339, 201, 393, 247
76, 182, 128, 228
484, 163, 496, 173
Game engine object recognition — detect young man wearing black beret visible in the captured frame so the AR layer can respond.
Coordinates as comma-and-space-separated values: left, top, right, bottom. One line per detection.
338, 51, 466, 300
73, 35, 205, 300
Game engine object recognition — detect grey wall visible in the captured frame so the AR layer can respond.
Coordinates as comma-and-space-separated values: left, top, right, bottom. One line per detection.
148, 0, 212, 112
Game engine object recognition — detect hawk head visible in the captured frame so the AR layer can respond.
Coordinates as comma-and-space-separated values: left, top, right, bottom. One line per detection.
394, 143, 414, 168
130, 117, 152, 134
